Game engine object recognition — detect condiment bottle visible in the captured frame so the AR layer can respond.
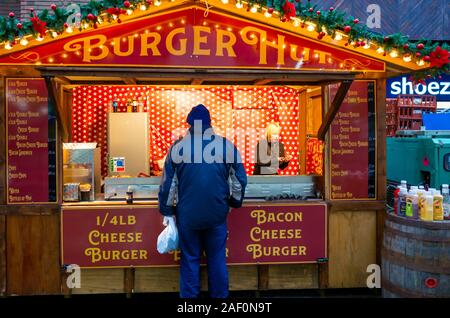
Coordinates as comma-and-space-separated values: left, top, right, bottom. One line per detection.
406, 189, 418, 218
433, 190, 444, 221
397, 187, 408, 217
421, 192, 434, 221
442, 184, 450, 220
126, 186, 133, 204
132, 98, 138, 112
112, 95, 118, 112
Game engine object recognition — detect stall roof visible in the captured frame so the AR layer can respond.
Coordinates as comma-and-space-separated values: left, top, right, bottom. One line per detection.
0, 0, 430, 76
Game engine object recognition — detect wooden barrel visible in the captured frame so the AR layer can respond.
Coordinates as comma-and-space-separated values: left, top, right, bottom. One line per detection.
382, 213, 450, 297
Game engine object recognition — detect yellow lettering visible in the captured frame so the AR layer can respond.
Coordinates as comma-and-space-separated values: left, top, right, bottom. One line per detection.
216, 29, 236, 57
251, 209, 266, 225
241, 27, 284, 65
193, 26, 211, 55
113, 35, 134, 56
128, 215, 136, 225
250, 226, 261, 242
88, 230, 100, 246
166, 27, 187, 56
314, 50, 331, 64
64, 35, 108, 62
140, 32, 162, 56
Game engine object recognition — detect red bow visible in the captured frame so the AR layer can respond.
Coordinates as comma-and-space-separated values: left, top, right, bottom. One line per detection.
30, 14, 47, 38
282, 1, 296, 20
107, 7, 127, 16
430, 46, 449, 69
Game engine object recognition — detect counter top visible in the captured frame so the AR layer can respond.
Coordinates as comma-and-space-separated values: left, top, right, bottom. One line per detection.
62, 196, 325, 208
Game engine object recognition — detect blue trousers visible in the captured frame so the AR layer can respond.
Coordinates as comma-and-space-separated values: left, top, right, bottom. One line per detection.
178, 222, 228, 298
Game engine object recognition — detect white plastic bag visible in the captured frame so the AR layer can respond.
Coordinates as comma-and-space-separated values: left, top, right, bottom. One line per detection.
157, 216, 179, 254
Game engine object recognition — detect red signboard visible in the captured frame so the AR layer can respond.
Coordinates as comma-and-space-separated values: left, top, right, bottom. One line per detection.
6, 78, 56, 204
0, 7, 384, 72
61, 204, 327, 268
329, 81, 377, 200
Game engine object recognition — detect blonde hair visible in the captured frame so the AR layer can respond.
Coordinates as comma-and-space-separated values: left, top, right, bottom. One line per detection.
265, 122, 281, 141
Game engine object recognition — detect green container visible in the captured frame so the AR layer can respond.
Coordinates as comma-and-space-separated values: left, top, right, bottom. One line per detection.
387, 135, 450, 188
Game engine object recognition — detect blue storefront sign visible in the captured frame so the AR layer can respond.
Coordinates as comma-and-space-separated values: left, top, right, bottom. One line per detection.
386, 74, 450, 102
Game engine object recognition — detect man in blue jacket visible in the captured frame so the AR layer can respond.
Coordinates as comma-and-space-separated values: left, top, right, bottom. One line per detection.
158, 104, 247, 298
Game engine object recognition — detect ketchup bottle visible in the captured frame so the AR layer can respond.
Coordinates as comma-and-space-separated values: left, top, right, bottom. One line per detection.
393, 186, 400, 215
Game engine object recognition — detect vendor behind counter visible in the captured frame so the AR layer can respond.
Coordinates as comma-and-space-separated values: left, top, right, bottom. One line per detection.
254, 122, 292, 175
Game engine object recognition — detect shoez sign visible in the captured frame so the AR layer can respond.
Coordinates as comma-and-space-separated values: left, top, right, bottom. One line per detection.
387, 74, 450, 101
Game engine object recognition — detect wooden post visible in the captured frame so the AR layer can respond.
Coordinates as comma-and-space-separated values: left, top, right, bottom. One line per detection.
298, 90, 307, 175
317, 80, 353, 141
376, 78, 387, 266
257, 265, 269, 291
124, 268, 135, 297
0, 75, 6, 296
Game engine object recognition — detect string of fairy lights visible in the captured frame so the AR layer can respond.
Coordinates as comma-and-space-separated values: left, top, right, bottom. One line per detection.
0, 0, 447, 81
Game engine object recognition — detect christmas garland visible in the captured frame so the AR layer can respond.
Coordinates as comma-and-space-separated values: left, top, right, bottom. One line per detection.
0, 0, 448, 81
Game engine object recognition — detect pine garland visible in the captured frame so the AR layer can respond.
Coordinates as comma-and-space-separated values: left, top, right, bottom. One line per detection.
0, 0, 448, 81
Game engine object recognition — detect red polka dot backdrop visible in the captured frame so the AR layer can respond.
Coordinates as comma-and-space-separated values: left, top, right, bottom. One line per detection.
72, 86, 305, 176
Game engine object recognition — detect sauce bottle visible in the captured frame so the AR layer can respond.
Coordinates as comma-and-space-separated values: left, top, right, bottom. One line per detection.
433, 190, 444, 221
421, 192, 434, 221
397, 187, 408, 217
442, 184, 450, 220
126, 186, 134, 204
405, 189, 418, 218
112, 95, 118, 112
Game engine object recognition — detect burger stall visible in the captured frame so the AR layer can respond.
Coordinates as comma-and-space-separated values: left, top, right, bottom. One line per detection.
0, 0, 434, 296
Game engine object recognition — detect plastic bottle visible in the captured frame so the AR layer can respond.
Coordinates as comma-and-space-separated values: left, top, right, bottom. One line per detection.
126, 186, 134, 204
397, 187, 408, 217
406, 189, 418, 218
393, 186, 401, 214
433, 190, 444, 221
112, 95, 118, 112
417, 187, 427, 219
401, 180, 408, 189
421, 192, 434, 221
442, 184, 450, 220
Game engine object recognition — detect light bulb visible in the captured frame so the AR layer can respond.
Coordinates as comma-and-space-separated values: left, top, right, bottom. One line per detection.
376, 47, 384, 54
250, 6, 257, 13
307, 23, 316, 32
389, 50, 398, 58
4, 42, 12, 50
334, 33, 343, 41
36, 36, 44, 41
140, 4, 147, 10
155, 0, 161, 6
127, 9, 133, 15
66, 26, 73, 33
221, 0, 229, 3
417, 59, 425, 66
403, 55, 412, 62
236, 2, 243, 9
20, 38, 28, 46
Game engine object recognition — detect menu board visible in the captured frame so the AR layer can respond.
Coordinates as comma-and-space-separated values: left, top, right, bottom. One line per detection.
61, 204, 327, 268
6, 78, 57, 204
329, 81, 376, 200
